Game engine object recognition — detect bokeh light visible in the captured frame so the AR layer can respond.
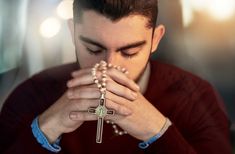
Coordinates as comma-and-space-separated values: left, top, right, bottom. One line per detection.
188, 0, 210, 11
57, 0, 73, 20
207, 0, 235, 21
39, 17, 61, 38
182, 0, 235, 24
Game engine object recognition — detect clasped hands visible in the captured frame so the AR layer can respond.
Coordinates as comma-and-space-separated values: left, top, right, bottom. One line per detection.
38, 61, 165, 143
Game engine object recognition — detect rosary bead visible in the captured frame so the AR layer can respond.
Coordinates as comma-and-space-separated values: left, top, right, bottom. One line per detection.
102, 70, 107, 74
97, 84, 102, 88
108, 63, 112, 68
121, 68, 126, 73
102, 78, 107, 82
117, 66, 121, 70
102, 74, 107, 78
91, 61, 128, 137
102, 83, 106, 87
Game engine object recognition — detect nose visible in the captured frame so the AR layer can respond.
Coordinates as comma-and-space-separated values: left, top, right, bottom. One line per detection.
105, 51, 118, 65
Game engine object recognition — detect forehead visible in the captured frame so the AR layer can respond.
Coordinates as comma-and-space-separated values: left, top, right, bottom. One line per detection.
75, 11, 152, 46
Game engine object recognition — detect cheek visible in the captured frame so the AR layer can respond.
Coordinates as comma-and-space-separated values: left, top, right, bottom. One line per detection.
123, 52, 149, 80
78, 55, 99, 68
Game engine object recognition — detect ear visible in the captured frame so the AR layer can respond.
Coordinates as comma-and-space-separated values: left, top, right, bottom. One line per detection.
67, 18, 75, 45
150, 24, 165, 54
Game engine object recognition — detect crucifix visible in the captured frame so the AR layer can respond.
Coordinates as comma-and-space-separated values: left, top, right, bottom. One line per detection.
89, 61, 127, 143
88, 92, 115, 143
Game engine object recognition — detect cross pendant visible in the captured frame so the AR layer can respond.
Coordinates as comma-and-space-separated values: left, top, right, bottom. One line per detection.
88, 93, 115, 143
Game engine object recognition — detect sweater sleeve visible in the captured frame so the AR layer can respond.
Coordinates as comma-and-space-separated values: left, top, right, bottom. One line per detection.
145, 81, 232, 154
0, 79, 65, 154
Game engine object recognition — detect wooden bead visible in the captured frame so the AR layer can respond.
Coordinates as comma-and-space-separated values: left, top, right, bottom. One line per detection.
117, 66, 121, 70
121, 68, 126, 73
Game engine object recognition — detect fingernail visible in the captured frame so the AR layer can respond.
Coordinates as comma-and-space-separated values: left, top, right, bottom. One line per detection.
71, 72, 76, 77
136, 85, 140, 91
69, 113, 77, 120
67, 81, 72, 87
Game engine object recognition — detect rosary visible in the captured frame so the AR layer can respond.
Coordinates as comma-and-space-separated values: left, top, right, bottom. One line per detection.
88, 60, 128, 143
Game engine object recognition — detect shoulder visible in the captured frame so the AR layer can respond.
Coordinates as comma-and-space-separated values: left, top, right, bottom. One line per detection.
2, 62, 79, 114
30, 62, 78, 84
149, 60, 211, 96
149, 60, 227, 117
18, 62, 78, 98
147, 60, 224, 112
149, 60, 229, 131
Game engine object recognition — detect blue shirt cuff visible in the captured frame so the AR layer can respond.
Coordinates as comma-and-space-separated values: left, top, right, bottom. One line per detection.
31, 116, 61, 153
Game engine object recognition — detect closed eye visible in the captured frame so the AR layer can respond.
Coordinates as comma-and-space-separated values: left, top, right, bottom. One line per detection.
86, 47, 103, 55
121, 51, 138, 58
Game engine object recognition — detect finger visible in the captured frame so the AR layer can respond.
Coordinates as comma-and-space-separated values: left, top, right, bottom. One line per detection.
106, 79, 138, 101
67, 87, 100, 99
67, 69, 94, 88
83, 84, 97, 88
106, 99, 132, 116
105, 113, 125, 122
69, 99, 99, 110
107, 68, 140, 92
69, 98, 132, 116
105, 91, 132, 107
71, 68, 92, 78
69, 111, 97, 121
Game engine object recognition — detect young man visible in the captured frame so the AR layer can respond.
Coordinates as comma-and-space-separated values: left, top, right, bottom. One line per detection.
0, 0, 232, 153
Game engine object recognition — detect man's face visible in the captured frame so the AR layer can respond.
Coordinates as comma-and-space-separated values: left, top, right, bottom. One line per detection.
70, 10, 164, 81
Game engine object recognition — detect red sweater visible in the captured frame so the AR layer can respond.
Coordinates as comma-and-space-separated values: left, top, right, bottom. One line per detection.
0, 60, 232, 154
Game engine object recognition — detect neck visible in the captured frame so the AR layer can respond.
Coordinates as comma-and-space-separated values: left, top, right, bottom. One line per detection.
137, 62, 151, 94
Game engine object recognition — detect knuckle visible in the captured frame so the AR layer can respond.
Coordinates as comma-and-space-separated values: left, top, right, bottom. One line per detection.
120, 107, 127, 114
74, 89, 82, 97
106, 100, 117, 110
116, 105, 123, 113
70, 101, 80, 110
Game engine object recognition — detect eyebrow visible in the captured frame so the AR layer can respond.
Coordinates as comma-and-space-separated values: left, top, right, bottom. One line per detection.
79, 35, 146, 51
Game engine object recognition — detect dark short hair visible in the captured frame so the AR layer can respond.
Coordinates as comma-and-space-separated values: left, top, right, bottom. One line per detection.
73, 0, 158, 28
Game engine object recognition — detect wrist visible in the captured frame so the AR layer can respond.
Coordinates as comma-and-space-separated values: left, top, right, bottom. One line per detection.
139, 117, 172, 149
142, 115, 166, 141
38, 114, 63, 143
31, 117, 62, 153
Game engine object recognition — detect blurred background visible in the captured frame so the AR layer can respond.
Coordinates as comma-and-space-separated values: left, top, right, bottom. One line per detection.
0, 0, 234, 151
